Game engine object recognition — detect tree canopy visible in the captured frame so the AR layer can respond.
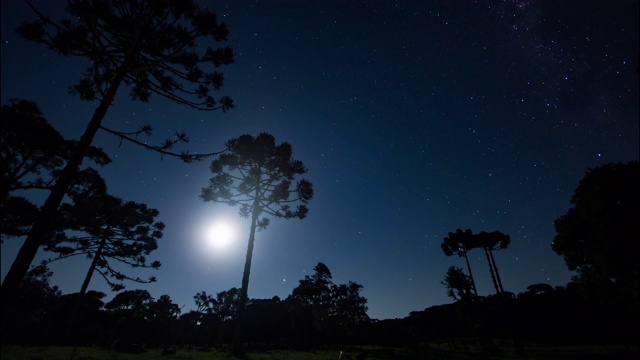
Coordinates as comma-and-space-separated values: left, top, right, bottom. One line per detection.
289, 262, 369, 335
45, 193, 164, 292
200, 133, 314, 224
552, 161, 639, 308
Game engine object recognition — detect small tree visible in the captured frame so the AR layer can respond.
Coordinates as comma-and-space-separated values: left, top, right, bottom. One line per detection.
441, 229, 478, 297
331, 281, 369, 329
45, 193, 164, 293
200, 132, 313, 355
442, 266, 474, 301
290, 262, 334, 307
213, 287, 241, 322
288, 262, 369, 343
148, 294, 181, 320
194, 291, 217, 314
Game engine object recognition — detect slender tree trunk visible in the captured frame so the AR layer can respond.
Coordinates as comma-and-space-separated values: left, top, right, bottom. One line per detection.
234, 200, 259, 357
483, 246, 500, 294
489, 249, 504, 293
1, 67, 128, 326
462, 250, 478, 297
80, 234, 108, 295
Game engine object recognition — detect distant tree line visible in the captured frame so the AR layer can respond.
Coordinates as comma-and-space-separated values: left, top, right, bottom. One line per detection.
2, 262, 369, 350
369, 283, 639, 348
6, 263, 637, 351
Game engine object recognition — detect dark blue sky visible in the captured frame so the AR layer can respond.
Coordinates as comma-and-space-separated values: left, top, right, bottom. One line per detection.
1, 0, 638, 320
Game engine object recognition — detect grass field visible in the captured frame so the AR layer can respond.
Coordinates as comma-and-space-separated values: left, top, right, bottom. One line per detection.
2, 342, 638, 360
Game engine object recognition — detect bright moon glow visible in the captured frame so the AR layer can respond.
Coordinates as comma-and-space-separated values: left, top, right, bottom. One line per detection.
204, 218, 238, 250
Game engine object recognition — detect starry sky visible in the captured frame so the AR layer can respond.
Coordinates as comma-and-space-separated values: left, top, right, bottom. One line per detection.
1, 0, 638, 320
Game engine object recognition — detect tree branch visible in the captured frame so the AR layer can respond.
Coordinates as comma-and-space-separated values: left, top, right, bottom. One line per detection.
100, 125, 227, 162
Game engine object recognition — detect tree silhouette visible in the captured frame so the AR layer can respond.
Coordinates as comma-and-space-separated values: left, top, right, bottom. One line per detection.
442, 266, 474, 301
1, 99, 110, 241
105, 289, 154, 317
288, 262, 334, 342
194, 290, 217, 314
45, 193, 164, 293
330, 281, 369, 330
1, 263, 62, 343
476, 231, 510, 294
524, 283, 554, 295
552, 161, 639, 310
290, 262, 334, 307
148, 294, 181, 320
2, 0, 234, 317
441, 229, 478, 297
200, 132, 313, 355
214, 287, 241, 322
288, 262, 369, 343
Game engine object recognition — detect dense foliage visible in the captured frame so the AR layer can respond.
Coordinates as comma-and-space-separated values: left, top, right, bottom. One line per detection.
553, 161, 639, 311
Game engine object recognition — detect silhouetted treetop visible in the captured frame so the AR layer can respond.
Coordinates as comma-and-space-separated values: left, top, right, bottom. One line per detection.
201, 132, 313, 224
441, 229, 474, 257
476, 231, 510, 250
290, 262, 333, 306
17, 0, 234, 111
525, 283, 554, 295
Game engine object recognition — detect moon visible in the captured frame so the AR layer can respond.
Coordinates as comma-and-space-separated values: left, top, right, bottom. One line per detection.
204, 218, 238, 250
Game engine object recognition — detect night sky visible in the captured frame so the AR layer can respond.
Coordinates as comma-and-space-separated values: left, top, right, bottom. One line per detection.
1, 0, 638, 320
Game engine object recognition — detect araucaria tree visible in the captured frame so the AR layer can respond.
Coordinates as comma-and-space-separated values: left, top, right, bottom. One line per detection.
441, 229, 478, 297
45, 193, 164, 294
200, 132, 313, 355
2, 0, 234, 317
476, 231, 510, 294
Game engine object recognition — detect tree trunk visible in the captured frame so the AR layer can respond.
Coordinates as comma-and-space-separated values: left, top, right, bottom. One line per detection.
234, 201, 259, 357
80, 234, 108, 295
463, 250, 479, 297
1, 67, 128, 325
67, 233, 108, 360
489, 249, 505, 293
484, 246, 500, 294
